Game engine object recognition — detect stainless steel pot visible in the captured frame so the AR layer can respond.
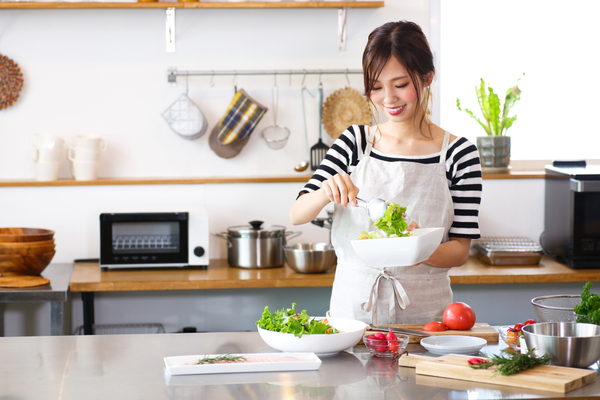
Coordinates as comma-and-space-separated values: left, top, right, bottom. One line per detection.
214, 220, 301, 269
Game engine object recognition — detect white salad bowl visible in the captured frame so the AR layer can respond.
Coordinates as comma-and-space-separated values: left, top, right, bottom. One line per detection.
351, 227, 444, 267
257, 317, 368, 356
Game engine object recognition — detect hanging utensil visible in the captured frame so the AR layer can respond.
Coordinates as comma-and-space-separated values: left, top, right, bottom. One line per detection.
310, 81, 329, 170
294, 79, 313, 172
261, 76, 290, 150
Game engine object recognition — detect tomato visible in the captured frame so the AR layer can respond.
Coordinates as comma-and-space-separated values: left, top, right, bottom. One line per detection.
388, 341, 400, 353
512, 323, 524, 333
372, 332, 386, 341
524, 319, 536, 326
423, 321, 448, 332
386, 330, 397, 341
442, 302, 476, 330
375, 344, 388, 353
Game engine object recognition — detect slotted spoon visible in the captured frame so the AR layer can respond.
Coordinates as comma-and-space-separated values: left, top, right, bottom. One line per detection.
310, 82, 329, 170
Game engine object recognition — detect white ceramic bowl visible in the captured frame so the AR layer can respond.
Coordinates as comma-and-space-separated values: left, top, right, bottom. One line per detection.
420, 335, 487, 356
351, 228, 444, 267
257, 317, 368, 356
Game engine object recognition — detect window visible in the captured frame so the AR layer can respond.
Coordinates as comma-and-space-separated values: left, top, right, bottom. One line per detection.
436, 0, 599, 161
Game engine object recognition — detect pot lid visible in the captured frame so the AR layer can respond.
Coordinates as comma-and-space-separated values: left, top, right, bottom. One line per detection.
227, 220, 287, 238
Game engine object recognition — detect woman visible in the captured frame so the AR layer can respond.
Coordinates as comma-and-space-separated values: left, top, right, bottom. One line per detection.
290, 20, 482, 324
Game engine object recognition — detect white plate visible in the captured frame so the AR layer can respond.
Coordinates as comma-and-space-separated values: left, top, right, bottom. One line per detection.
164, 352, 321, 375
351, 228, 444, 267
420, 335, 487, 355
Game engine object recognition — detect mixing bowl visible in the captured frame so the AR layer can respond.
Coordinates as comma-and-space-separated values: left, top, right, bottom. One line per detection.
522, 322, 600, 368
0, 227, 54, 243
530, 295, 580, 322
284, 243, 336, 274
0, 251, 56, 276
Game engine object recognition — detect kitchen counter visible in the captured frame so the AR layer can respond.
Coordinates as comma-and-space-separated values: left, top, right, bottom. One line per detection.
69, 255, 600, 292
2, 330, 599, 400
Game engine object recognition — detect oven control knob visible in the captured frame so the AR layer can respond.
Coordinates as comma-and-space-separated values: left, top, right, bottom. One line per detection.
193, 246, 205, 257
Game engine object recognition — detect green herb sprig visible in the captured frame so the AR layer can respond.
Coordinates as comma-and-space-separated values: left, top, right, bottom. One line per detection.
574, 282, 600, 324
470, 349, 550, 376
195, 354, 247, 364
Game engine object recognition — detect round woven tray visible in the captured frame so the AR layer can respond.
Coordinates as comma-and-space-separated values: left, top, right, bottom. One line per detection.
322, 87, 371, 139
0, 54, 24, 110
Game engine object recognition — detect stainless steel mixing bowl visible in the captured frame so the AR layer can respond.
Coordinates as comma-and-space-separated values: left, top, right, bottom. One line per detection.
283, 243, 336, 274
522, 322, 600, 368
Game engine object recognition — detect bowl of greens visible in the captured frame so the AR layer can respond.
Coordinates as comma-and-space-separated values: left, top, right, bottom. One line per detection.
256, 303, 367, 356
351, 228, 444, 267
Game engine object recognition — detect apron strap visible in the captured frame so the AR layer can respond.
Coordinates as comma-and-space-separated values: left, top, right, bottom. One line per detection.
439, 131, 451, 164
360, 269, 411, 323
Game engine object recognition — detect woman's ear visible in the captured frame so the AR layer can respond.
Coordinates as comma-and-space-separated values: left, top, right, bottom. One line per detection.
425, 72, 435, 87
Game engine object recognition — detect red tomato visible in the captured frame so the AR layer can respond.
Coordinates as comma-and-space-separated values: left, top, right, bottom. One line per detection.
423, 321, 448, 332
512, 323, 524, 333
375, 344, 388, 353
372, 332, 386, 341
386, 330, 397, 341
388, 341, 400, 353
442, 302, 476, 330
524, 319, 536, 326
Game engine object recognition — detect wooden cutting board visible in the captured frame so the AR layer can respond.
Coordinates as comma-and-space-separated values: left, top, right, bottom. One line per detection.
367, 323, 499, 343
397, 353, 596, 393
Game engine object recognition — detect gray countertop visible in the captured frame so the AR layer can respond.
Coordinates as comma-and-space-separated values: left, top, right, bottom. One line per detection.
2, 331, 599, 400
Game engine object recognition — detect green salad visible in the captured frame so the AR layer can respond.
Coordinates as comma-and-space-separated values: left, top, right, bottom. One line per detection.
256, 303, 339, 338
360, 201, 410, 239
574, 282, 600, 324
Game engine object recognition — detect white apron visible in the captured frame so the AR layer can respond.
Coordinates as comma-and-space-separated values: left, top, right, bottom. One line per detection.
329, 128, 455, 325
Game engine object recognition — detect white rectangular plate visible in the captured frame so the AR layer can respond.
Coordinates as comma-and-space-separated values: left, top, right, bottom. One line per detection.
164, 352, 322, 375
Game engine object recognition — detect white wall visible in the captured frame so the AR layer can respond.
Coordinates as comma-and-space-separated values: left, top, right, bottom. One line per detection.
1, 1, 551, 336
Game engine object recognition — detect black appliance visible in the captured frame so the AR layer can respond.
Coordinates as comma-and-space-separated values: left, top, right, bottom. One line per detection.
542, 161, 600, 269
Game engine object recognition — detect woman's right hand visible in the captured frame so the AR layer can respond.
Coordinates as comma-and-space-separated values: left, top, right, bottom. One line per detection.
321, 173, 360, 207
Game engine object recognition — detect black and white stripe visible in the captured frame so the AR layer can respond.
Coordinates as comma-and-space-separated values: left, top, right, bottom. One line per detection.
299, 125, 482, 239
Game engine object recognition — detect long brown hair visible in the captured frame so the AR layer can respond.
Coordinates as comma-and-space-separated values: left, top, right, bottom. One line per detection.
362, 20, 435, 136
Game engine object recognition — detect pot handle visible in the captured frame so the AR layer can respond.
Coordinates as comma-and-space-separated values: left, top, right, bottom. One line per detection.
284, 231, 302, 241
211, 232, 233, 248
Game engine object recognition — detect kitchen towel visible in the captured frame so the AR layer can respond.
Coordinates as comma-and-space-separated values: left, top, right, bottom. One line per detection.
209, 89, 268, 159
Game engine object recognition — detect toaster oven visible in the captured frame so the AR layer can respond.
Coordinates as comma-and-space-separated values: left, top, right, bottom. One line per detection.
99, 206, 209, 270
542, 161, 600, 269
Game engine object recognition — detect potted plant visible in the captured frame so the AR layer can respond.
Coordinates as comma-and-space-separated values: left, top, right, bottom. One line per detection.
456, 75, 523, 170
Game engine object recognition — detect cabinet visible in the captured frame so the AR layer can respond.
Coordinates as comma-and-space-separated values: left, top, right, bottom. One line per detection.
0, 1, 384, 9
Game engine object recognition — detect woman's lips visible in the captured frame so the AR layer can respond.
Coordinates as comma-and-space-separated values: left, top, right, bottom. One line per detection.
386, 105, 405, 116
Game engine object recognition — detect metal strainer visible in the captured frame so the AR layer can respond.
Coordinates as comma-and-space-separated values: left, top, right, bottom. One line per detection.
531, 295, 581, 322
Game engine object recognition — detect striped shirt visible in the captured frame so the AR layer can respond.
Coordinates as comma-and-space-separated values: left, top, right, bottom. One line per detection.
300, 125, 482, 239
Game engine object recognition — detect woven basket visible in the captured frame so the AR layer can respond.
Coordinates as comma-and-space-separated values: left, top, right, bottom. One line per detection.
322, 87, 371, 139
0, 54, 24, 110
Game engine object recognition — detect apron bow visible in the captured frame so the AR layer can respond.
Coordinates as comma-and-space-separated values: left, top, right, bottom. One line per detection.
360, 269, 411, 324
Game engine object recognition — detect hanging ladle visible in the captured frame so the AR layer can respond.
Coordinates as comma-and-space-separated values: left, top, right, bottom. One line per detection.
295, 75, 314, 172
261, 76, 290, 150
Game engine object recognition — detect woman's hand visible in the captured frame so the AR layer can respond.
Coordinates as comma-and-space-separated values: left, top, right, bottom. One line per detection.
321, 173, 360, 207
406, 221, 420, 232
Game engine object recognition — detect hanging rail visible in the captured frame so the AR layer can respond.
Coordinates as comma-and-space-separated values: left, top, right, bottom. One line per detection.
167, 68, 363, 85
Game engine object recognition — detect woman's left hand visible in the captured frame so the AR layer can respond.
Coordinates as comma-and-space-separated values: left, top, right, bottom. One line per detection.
407, 221, 420, 232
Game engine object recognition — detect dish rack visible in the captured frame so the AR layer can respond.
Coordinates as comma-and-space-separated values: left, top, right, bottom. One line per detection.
472, 236, 543, 266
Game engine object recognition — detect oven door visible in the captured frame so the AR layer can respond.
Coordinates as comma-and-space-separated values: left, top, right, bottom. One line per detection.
100, 212, 189, 268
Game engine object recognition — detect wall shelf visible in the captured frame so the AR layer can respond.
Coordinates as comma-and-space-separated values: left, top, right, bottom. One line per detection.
0, 1, 384, 9
0, 171, 545, 188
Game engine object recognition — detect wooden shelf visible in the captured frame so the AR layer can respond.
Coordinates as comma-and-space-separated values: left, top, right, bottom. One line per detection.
0, 1, 384, 9
0, 169, 546, 188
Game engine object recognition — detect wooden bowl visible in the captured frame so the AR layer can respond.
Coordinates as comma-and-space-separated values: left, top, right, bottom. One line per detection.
0, 228, 55, 243
0, 239, 54, 248
0, 245, 56, 255
0, 251, 55, 276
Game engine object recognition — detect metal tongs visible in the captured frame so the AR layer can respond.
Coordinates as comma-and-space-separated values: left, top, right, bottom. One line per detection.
356, 197, 389, 221
368, 324, 433, 337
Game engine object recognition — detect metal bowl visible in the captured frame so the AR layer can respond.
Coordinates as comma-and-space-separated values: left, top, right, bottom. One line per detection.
522, 322, 600, 368
530, 295, 581, 322
283, 243, 336, 274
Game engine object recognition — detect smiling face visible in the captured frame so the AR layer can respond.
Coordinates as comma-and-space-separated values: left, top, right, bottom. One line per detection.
369, 56, 422, 124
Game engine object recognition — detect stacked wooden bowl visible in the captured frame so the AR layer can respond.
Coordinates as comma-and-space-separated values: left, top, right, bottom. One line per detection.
0, 228, 56, 276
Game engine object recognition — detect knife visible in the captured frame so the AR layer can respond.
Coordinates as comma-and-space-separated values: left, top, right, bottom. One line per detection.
367, 324, 433, 337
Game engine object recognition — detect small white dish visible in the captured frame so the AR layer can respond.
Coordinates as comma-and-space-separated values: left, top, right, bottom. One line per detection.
351, 227, 444, 267
420, 335, 487, 356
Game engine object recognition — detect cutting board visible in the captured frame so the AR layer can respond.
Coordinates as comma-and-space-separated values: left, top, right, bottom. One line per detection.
367, 323, 498, 343
397, 353, 596, 393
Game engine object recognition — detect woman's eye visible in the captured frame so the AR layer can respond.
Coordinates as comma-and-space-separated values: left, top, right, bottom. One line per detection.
371, 87, 382, 91
395, 84, 408, 89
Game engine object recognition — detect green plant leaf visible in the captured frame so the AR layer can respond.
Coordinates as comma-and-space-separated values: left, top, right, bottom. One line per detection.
476, 79, 493, 135
456, 99, 490, 135
487, 87, 501, 135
